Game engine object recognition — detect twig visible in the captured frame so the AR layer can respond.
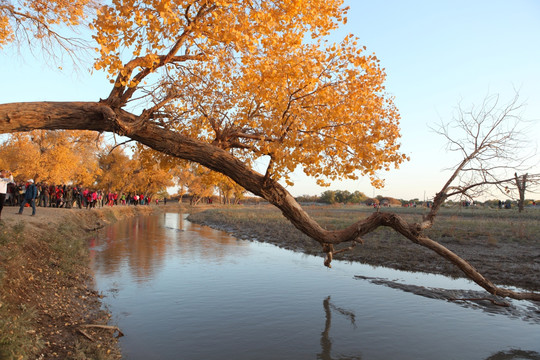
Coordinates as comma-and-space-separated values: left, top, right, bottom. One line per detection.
79, 324, 125, 337
77, 328, 95, 342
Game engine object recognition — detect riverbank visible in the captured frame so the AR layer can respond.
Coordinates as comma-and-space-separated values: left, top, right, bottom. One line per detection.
0, 205, 170, 360
187, 205, 540, 292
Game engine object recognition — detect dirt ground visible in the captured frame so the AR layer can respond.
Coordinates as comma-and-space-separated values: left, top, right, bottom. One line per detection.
0, 205, 156, 360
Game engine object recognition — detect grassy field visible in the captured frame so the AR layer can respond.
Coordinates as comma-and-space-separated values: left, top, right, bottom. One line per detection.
188, 204, 540, 291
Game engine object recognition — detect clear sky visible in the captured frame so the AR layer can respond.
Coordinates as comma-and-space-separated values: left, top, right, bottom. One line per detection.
1, 0, 539, 201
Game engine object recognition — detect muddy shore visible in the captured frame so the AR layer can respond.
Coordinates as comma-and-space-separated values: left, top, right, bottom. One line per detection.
187, 206, 540, 292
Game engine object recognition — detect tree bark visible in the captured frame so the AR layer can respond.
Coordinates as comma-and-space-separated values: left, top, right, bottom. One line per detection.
515, 173, 527, 213
1, 101, 539, 301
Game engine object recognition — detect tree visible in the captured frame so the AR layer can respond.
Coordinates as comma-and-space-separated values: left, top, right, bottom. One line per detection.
514, 173, 527, 213
96, 146, 135, 192
433, 93, 539, 213
0, 130, 102, 184
0, 1, 538, 300
170, 163, 195, 203
319, 190, 336, 204
185, 164, 217, 205
512, 173, 540, 212
349, 190, 367, 204
215, 173, 246, 204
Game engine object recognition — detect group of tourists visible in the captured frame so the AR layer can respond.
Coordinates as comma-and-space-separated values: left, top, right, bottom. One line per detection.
0, 169, 160, 220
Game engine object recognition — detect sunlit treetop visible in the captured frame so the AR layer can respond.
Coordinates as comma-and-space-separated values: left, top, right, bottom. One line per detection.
91, 0, 407, 187
3, 0, 407, 188
0, 130, 102, 184
0, 0, 92, 48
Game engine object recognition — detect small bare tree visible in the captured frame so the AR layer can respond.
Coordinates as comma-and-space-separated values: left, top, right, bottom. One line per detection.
512, 172, 540, 212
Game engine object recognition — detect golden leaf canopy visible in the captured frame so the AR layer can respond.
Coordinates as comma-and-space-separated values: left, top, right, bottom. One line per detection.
92, 0, 407, 186
2, 0, 407, 187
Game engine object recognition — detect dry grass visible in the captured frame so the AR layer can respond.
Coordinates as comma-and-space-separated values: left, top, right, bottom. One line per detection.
190, 204, 540, 244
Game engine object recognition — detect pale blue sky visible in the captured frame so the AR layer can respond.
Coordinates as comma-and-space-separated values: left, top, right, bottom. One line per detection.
1, 0, 539, 200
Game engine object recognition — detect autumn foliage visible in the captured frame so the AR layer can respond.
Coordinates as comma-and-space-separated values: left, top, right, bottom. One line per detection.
0, 0, 92, 50
90, 0, 407, 187
0, 131, 173, 196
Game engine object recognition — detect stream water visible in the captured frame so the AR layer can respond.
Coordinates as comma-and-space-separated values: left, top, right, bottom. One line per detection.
89, 213, 540, 360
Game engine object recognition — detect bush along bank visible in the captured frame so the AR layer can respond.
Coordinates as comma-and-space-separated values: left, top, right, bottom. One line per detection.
0, 206, 156, 360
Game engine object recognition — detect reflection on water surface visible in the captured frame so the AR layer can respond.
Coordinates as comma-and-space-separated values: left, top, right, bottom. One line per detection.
89, 213, 540, 360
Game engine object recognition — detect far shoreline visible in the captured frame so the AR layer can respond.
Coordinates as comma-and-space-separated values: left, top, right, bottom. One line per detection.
186, 205, 540, 293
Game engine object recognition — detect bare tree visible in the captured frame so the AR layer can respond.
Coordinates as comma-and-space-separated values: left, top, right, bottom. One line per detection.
515, 173, 528, 212
513, 172, 540, 212
431, 92, 539, 212
431, 93, 532, 199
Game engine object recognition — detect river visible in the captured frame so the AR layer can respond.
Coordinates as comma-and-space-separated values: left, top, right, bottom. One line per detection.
89, 213, 540, 360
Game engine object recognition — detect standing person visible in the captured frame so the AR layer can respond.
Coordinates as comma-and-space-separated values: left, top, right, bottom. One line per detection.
16, 182, 25, 206
7, 181, 15, 205
0, 170, 14, 220
83, 188, 90, 208
17, 179, 38, 216
48, 184, 55, 207
90, 190, 98, 208
55, 185, 64, 208
73, 185, 81, 209
65, 185, 73, 209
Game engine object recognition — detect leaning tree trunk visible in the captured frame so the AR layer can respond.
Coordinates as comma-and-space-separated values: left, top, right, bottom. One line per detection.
1, 101, 539, 301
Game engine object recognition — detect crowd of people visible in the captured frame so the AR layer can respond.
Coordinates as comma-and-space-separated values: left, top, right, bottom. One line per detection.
0, 169, 163, 219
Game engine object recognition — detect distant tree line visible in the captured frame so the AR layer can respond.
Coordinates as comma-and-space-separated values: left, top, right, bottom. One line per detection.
297, 190, 539, 209
296, 190, 405, 206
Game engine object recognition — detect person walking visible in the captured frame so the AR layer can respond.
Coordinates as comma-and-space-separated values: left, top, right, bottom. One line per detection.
0, 170, 14, 220
17, 179, 38, 216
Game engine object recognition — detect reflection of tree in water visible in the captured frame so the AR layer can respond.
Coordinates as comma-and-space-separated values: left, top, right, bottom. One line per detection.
91, 213, 250, 282
485, 349, 540, 360
318, 296, 361, 360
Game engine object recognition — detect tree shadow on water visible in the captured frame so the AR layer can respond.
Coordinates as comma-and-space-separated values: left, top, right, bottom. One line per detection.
486, 349, 540, 360
354, 275, 540, 324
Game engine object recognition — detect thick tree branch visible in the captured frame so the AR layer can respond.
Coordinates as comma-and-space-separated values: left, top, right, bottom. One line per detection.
1, 100, 538, 301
